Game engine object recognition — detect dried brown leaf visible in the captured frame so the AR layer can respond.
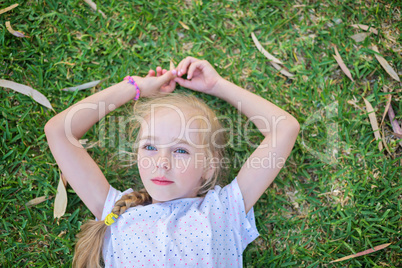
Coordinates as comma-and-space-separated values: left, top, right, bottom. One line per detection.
54, 171, 68, 219
0, 79, 53, 110
350, 32, 371, 42
83, 0, 106, 19
61, 78, 107, 91
179, 21, 190, 30
170, 60, 176, 70
363, 98, 383, 151
61, 172, 68, 188
388, 104, 402, 147
392, 132, 402, 139
350, 24, 378, 35
372, 45, 400, 82
333, 46, 354, 81
380, 94, 392, 127
25, 196, 53, 207
251, 32, 283, 64
347, 100, 364, 112
5, 21, 26, 37
381, 124, 392, 156
330, 243, 391, 263
0, 3, 19, 15
270, 62, 295, 79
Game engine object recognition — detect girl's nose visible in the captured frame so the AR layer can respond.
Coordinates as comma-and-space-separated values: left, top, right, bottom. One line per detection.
156, 156, 170, 170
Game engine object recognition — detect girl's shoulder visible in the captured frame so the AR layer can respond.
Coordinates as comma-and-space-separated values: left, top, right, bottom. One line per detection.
96, 185, 134, 221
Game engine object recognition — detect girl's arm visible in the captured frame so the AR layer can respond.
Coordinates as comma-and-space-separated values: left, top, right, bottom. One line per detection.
175, 57, 300, 214
212, 79, 300, 214
44, 69, 176, 220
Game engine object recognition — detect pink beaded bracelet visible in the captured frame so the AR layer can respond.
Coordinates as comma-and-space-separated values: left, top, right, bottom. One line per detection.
123, 76, 140, 101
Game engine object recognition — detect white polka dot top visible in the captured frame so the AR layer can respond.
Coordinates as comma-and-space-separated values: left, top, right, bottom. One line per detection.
97, 177, 259, 267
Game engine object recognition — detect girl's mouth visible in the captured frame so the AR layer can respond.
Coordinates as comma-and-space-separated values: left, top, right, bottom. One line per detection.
151, 180, 174, 186
151, 177, 174, 185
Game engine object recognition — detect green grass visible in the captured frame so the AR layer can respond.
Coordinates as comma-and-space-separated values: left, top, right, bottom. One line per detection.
1, 0, 401, 267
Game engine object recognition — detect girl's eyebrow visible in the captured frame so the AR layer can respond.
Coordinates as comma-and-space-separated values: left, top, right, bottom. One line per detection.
139, 135, 193, 146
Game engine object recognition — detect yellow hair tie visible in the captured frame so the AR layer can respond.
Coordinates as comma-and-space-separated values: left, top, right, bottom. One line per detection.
104, 212, 118, 226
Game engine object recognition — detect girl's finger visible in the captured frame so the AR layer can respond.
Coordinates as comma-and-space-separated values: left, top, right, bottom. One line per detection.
162, 69, 167, 74
156, 66, 162, 77
174, 77, 192, 88
187, 61, 204, 80
146, 69, 155, 77
177, 57, 199, 76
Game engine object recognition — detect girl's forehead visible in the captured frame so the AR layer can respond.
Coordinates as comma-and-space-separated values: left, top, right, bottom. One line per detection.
139, 107, 208, 147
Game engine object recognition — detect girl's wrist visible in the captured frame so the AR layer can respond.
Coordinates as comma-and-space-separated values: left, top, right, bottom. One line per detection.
123, 76, 141, 100
210, 77, 228, 98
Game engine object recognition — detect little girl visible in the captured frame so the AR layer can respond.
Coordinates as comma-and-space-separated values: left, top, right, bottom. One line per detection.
45, 57, 300, 267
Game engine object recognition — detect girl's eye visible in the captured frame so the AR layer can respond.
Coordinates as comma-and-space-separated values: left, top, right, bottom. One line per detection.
144, 145, 156, 151
175, 148, 188, 154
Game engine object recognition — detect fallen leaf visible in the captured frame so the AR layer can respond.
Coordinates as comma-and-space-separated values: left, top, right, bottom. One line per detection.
251, 32, 283, 64
54, 171, 68, 219
83, 0, 107, 19
0, 79, 53, 110
333, 46, 354, 81
392, 132, 402, 139
350, 24, 378, 35
380, 94, 392, 127
61, 78, 107, 91
25, 196, 53, 207
170, 60, 176, 70
57, 230, 67, 238
54, 61, 75, 66
388, 104, 402, 147
372, 45, 400, 82
347, 100, 364, 112
79, 139, 100, 149
350, 32, 371, 42
0, 3, 19, 15
270, 62, 295, 79
381, 124, 392, 156
363, 98, 383, 151
5, 21, 26, 37
330, 243, 391, 263
179, 21, 189, 30
61, 172, 68, 188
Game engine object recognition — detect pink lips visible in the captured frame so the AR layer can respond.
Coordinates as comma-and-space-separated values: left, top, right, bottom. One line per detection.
151, 177, 174, 186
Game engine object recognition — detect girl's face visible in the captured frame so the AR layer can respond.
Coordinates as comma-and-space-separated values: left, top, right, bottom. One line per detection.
137, 106, 211, 203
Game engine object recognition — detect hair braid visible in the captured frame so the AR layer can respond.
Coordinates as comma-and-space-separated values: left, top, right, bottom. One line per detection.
112, 189, 152, 216
72, 189, 151, 268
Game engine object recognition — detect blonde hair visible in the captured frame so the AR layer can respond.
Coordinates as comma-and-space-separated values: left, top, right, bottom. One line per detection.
72, 92, 227, 267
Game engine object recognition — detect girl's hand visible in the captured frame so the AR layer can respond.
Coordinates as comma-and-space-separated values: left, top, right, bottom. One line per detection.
174, 57, 224, 95
146, 66, 177, 92
131, 67, 177, 98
